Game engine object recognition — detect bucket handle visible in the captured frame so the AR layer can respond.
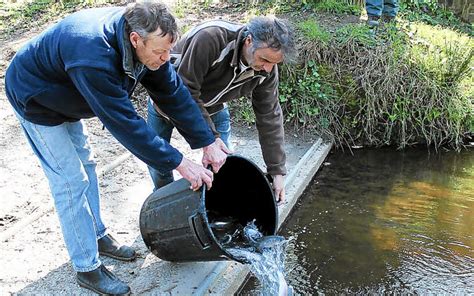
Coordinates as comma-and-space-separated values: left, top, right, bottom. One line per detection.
265, 173, 274, 184
190, 213, 212, 250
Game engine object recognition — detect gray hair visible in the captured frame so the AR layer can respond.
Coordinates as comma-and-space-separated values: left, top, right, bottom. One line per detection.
124, 1, 178, 43
247, 17, 296, 62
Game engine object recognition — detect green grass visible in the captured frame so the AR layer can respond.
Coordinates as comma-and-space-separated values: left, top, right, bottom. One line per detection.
230, 97, 255, 124
335, 23, 376, 45
407, 22, 474, 86
298, 19, 331, 43
173, 0, 192, 19
310, 0, 361, 15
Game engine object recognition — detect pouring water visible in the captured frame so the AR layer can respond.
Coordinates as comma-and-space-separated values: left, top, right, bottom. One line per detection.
210, 220, 293, 295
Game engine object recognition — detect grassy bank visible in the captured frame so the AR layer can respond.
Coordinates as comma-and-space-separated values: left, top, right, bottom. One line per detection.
280, 19, 473, 150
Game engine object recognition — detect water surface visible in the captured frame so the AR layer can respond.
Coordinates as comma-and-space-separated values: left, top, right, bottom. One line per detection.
243, 148, 474, 294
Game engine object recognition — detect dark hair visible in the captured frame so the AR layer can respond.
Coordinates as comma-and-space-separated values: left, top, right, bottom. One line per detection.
247, 17, 296, 62
124, 1, 178, 43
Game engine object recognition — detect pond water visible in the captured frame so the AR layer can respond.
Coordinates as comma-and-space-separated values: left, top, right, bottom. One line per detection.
242, 147, 473, 294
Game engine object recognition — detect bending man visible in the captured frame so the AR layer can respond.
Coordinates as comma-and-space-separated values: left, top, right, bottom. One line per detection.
148, 17, 295, 204
5, 2, 228, 295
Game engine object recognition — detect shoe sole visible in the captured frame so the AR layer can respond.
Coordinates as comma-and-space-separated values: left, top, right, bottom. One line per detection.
99, 251, 136, 262
77, 278, 131, 296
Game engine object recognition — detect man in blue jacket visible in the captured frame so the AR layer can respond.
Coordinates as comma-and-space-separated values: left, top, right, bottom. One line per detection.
5, 2, 229, 295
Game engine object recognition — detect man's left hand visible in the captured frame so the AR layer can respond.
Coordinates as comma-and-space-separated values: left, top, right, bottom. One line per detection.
202, 138, 231, 173
272, 174, 285, 205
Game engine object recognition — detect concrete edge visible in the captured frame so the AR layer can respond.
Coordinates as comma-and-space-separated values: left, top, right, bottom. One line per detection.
201, 138, 333, 295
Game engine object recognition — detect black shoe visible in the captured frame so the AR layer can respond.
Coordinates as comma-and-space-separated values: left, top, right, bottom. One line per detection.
77, 264, 130, 295
98, 234, 136, 261
367, 14, 380, 28
381, 14, 396, 23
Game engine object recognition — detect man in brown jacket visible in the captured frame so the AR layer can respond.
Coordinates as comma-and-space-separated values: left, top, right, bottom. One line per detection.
147, 17, 295, 204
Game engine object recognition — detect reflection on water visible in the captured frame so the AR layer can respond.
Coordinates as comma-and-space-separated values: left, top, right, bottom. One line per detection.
244, 148, 474, 294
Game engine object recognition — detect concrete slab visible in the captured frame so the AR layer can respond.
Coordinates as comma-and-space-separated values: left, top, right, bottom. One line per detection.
0, 122, 331, 295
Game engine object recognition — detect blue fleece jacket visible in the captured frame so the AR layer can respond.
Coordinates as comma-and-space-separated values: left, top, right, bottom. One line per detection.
5, 7, 215, 173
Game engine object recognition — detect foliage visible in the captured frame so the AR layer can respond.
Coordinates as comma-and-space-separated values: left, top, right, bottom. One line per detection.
279, 61, 334, 125
399, 0, 473, 36
231, 97, 255, 124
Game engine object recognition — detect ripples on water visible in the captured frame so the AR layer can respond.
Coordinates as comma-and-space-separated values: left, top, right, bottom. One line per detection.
242, 148, 473, 294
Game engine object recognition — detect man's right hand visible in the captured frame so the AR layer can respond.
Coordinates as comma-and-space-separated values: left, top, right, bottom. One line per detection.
202, 138, 232, 173
176, 157, 214, 191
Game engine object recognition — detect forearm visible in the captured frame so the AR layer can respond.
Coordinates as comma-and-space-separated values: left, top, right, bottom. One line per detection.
142, 62, 215, 149
69, 67, 184, 173
256, 122, 287, 175
253, 98, 287, 175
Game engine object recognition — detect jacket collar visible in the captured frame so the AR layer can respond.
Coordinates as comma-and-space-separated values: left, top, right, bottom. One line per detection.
230, 27, 247, 68
117, 16, 144, 79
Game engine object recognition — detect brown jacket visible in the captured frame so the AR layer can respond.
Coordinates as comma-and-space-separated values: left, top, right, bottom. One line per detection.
155, 20, 286, 175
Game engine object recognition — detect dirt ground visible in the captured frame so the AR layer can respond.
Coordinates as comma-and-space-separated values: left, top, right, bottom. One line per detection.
0, 3, 323, 294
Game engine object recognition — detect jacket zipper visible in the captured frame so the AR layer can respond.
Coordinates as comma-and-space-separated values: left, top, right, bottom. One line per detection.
203, 72, 266, 108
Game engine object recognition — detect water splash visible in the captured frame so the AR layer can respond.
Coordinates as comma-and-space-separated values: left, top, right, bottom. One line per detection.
222, 221, 293, 295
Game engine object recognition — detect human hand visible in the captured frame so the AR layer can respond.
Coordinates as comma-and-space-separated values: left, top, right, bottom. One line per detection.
176, 157, 214, 191
272, 175, 285, 205
202, 138, 232, 173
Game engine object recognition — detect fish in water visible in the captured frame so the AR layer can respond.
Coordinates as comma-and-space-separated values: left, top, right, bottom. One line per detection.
253, 235, 286, 253
224, 221, 293, 295
243, 221, 263, 245
208, 216, 243, 245
207, 217, 293, 295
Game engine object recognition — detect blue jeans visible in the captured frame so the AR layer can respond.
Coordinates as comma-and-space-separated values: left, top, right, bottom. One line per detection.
366, 0, 399, 17
14, 111, 105, 272
147, 99, 231, 191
